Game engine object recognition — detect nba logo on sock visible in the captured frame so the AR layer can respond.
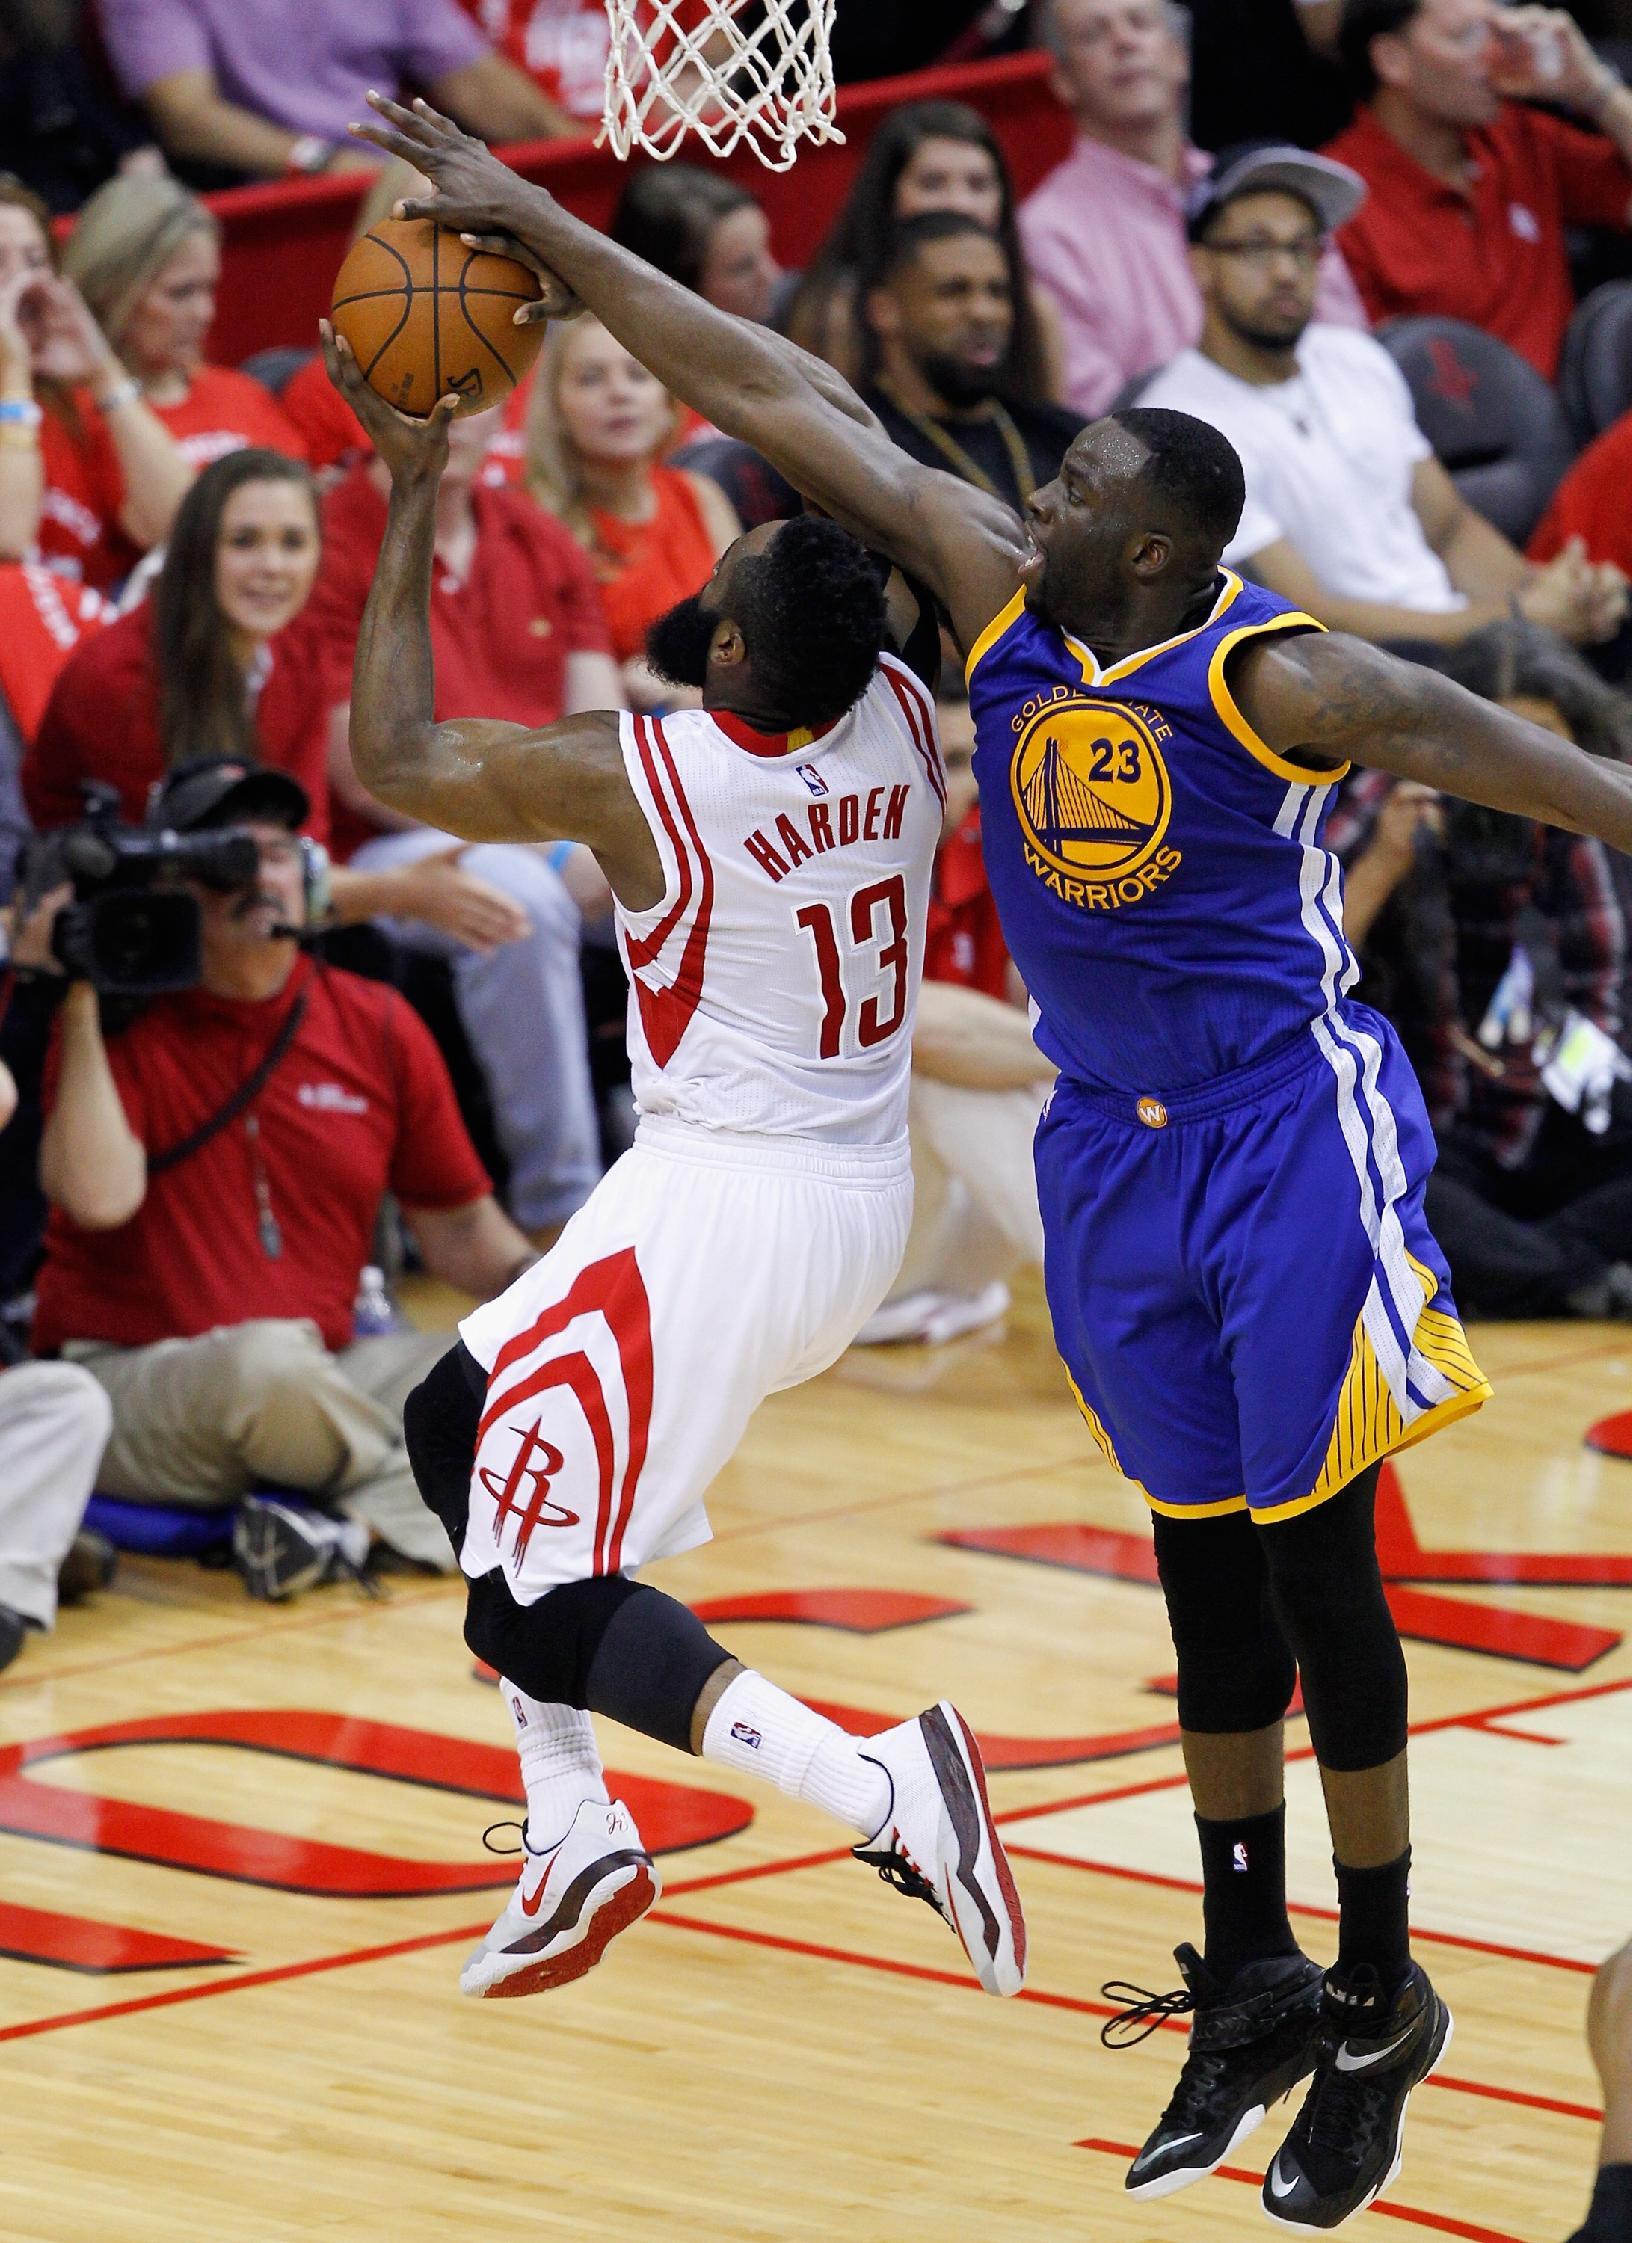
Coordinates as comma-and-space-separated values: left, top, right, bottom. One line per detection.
730, 1720, 763, 1749
1232, 1842, 1249, 1873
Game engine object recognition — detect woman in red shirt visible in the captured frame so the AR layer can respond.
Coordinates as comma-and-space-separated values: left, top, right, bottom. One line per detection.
55, 175, 307, 585
27, 447, 330, 833
25, 446, 525, 957
0, 176, 191, 587
524, 314, 738, 708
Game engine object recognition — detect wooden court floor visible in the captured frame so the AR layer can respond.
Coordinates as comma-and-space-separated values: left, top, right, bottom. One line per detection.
3, 1276, 1630, 2243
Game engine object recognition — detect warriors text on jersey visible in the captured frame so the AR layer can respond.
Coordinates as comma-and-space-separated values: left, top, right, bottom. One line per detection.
968, 567, 1370, 1094
965, 569, 1489, 1519
611, 657, 945, 1146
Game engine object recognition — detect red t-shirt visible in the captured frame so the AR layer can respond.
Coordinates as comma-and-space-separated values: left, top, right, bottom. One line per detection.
33, 957, 490, 1357
0, 564, 113, 742
305, 462, 611, 858
1322, 102, 1632, 377
923, 805, 1009, 999
456, 0, 614, 118
36, 367, 309, 589
25, 600, 332, 841
1529, 406, 1632, 568
586, 465, 717, 663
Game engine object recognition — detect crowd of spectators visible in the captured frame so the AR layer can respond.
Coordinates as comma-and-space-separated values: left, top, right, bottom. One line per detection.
5, 0, 1632, 1720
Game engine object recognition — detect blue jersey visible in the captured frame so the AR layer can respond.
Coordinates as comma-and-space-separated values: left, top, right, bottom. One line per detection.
967, 569, 1355, 1095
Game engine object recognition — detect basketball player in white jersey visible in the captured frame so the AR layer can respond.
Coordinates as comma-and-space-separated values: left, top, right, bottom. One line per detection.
322, 325, 1027, 2006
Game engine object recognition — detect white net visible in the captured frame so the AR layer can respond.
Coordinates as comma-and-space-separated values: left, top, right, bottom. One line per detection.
601, 0, 842, 171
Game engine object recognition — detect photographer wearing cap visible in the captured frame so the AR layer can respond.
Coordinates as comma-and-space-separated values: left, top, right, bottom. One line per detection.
24, 756, 535, 1597
1139, 141, 1630, 652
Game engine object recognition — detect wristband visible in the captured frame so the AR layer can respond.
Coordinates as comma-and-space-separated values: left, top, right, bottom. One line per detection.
0, 398, 42, 428
287, 134, 336, 174
93, 376, 142, 415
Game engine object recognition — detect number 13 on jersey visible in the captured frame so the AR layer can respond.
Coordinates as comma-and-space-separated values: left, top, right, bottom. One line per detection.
797, 875, 911, 1059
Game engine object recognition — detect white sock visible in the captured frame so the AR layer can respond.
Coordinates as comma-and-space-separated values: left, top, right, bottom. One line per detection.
700, 1669, 891, 1838
505, 1685, 608, 1854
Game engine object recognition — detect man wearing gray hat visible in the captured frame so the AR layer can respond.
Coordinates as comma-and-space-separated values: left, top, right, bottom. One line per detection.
1139, 141, 1628, 651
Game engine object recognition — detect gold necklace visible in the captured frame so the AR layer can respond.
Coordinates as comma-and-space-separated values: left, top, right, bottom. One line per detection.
875, 378, 1036, 506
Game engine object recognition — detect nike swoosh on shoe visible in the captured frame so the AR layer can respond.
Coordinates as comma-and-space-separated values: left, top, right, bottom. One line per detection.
1332, 2027, 1415, 2073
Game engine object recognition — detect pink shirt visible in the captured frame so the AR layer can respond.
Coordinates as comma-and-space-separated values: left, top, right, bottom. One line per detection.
1020, 136, 1368, 421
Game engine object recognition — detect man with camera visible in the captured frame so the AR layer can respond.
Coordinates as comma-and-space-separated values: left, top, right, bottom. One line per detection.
22, 756, 537, 1597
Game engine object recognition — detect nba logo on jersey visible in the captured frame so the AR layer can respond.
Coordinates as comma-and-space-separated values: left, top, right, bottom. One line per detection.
795, 762, 829, 798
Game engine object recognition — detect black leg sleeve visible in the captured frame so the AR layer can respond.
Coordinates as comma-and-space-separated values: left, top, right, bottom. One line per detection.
1257, 1464, 1408, 1773
401, 1341, 487, 1559
1153, 1504, 1298, 1734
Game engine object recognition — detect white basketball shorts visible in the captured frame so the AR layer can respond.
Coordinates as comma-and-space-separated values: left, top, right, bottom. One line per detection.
456, 1119, 912, 1604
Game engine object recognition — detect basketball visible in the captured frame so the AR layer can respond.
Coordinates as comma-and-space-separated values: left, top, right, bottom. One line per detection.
329, 217, 545, 419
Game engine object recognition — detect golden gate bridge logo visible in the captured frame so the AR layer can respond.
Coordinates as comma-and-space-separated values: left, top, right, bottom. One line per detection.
1010, 697, 1173, 893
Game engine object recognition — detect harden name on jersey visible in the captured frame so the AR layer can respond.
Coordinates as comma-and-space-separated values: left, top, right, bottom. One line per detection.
612, 657, 946, 1146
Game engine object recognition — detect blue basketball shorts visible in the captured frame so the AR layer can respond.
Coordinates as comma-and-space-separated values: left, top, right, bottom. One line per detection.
1034, 1004, 1491, 1523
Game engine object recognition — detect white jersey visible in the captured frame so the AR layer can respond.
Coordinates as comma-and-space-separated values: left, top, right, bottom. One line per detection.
614, 656, 945, 1148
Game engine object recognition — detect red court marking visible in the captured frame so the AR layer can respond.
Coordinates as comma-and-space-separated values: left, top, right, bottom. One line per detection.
0, 1903, 236, 1975
806, 1696, 1184, 1771
0, 1844, 1603, 2134
1007, 1845, 1600, 1979
0, 1710, 748, 1903
1585, 1408, 1632, 1459
939, 1521, 1160, 1584
1075, 2141, 1527, 2242
996, 1673, 1632, 1830
1375, 1462, 1632, 1589
944, 1467, 1626, 1668
1473, 1722, 1565, 1746
648, 1914, 1594, 2124
0, 1921, 483, 2045
688, 1589, 972, 1633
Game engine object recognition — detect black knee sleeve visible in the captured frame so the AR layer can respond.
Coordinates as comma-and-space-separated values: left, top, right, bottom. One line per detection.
462, 1574, 732, 1754
402, 1342, 486, 1558
1154, 1506, 1298, 1735
464, 1568, 645, 1707
583, 1586, 734, 1752
1258, 1464, 1408, 1772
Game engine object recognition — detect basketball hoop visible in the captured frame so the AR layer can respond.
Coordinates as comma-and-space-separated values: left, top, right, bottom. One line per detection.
600, 0, 842, 172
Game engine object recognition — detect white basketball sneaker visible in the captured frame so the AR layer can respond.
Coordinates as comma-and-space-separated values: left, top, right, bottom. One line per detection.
460, 1798, 660, 2000
852, 1701, 1027, 1996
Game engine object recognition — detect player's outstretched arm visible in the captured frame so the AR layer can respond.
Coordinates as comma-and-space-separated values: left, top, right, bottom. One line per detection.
323, 325, 662, 904
1232, 629, 1632, 852
349, 94, 1024, 651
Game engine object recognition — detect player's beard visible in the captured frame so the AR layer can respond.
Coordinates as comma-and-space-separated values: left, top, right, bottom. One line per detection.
645, 592, 718, 691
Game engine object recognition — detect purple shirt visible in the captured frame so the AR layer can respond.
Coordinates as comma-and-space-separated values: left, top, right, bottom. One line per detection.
97, 0, 489, 140
1020, 135, 1368, 421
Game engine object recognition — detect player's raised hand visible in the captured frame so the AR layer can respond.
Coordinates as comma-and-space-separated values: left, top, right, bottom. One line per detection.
319, 318, 457, 484
350, 92, 548, 245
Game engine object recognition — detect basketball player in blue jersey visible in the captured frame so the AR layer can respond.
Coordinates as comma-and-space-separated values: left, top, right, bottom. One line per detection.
359, 99, 1632, 2231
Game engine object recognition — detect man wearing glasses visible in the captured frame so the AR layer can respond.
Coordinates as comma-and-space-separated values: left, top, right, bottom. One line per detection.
1139, 143, 1627, 653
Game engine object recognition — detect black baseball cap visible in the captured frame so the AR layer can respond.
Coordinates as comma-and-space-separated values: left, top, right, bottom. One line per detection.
1186, 141, 1367, 242
147, 757, 309, 835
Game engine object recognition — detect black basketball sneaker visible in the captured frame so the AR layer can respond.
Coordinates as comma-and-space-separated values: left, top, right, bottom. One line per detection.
1101, 1944, 1326, 2199
1262, 1961, 1453, 2228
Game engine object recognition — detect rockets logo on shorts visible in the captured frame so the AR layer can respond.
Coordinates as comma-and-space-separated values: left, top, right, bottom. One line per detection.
478, 1418, 578, 1564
